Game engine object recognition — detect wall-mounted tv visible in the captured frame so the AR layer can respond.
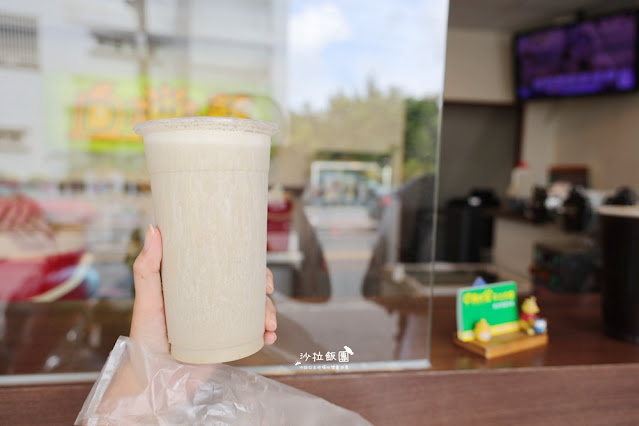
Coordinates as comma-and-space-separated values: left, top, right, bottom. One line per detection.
515, 10, 638, 101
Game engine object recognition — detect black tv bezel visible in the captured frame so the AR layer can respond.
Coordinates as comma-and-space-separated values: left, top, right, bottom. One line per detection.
513, 9, 639, 102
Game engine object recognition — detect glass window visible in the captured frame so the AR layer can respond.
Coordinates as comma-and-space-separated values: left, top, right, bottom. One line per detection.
0, 0, 448, 379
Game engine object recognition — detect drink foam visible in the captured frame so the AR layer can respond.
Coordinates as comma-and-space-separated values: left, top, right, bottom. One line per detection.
133, 116, 279, 138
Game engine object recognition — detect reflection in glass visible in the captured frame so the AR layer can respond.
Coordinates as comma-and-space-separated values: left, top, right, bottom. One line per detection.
0, 0, 449, 377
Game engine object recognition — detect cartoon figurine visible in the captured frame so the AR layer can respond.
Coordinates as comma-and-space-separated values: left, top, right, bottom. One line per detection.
474, 318, 492, 342
519, 296, 547, 336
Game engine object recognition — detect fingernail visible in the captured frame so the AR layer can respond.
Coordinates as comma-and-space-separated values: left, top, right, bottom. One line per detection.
143, 224, 155, 251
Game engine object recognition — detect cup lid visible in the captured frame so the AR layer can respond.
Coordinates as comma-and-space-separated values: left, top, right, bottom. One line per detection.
133, 116, 279, 137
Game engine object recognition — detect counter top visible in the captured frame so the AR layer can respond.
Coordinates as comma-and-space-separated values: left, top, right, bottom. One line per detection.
2, 293, 638, 376
1, 293, 639, 424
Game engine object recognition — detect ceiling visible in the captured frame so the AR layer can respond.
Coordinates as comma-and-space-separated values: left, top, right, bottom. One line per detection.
448, 0, 639, 32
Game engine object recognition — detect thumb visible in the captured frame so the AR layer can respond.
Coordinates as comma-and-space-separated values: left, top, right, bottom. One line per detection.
131, 225, 169, 354
133, 225, 163, 302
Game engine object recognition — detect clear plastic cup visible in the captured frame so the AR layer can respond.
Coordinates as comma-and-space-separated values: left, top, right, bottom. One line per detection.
134, 117, 278, 363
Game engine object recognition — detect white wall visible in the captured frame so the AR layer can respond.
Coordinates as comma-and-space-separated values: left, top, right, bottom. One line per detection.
0, 69, 45, 180
444, 26, 639, 191
521, 94, 639, 190
0, 0, 286, 181
443, 28, 514, 104
519, 101, 559, 187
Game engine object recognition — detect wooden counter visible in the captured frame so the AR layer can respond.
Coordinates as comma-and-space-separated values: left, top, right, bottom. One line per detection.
1, 293, 639, 424
3, 363, 639, 425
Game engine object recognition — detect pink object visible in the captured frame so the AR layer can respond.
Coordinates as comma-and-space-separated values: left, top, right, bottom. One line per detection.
0, 249, 89, 301
0, 198, 94, 301
39, 198, 96, 225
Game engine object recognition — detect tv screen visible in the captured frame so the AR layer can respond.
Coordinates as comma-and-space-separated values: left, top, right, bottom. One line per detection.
515, 11, 638, 100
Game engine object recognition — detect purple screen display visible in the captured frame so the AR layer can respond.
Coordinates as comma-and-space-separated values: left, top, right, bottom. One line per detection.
516, 12, 637, 100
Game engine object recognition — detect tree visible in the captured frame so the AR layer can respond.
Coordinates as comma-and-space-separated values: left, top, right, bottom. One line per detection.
289, 80, 440, 184
403, 97, 440, 181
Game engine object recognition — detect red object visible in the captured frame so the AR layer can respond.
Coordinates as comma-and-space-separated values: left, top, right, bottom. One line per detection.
267, 197, 293, 252
0, 249, 89, 301
0, 197, 95, 301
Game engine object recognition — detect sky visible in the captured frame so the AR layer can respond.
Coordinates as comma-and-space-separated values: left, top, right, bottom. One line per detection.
287, 0, 450, 112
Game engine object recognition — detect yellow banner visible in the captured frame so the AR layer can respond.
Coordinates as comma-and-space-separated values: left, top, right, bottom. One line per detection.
59, 76, 276, 152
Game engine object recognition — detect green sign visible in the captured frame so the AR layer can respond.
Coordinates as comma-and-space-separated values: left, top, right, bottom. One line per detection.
456, 281, 519, 342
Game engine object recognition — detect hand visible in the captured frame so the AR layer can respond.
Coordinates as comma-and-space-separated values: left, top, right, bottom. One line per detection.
0, 194, 52, 235
130, 225, 277, 355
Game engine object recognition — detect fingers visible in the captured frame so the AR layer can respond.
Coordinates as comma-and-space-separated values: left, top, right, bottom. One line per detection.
265, 296, 277, 331
130, 224, 169, 354
264, 330, 277, 345
266, 268, 274, 294
132, 225, 164, 304
264, 294, 277, 345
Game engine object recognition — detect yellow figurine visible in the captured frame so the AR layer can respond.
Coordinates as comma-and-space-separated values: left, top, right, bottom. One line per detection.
474, 318, 492, 342
519, 296, 547, 336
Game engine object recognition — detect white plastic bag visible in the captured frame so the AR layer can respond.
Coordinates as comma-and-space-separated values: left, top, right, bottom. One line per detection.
76, 336, 372, 425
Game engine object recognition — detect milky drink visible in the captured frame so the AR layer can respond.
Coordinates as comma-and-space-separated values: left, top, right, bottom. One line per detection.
134, 117, 278, 363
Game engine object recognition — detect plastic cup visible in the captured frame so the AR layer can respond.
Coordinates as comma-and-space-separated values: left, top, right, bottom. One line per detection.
134, 116, 278, 363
